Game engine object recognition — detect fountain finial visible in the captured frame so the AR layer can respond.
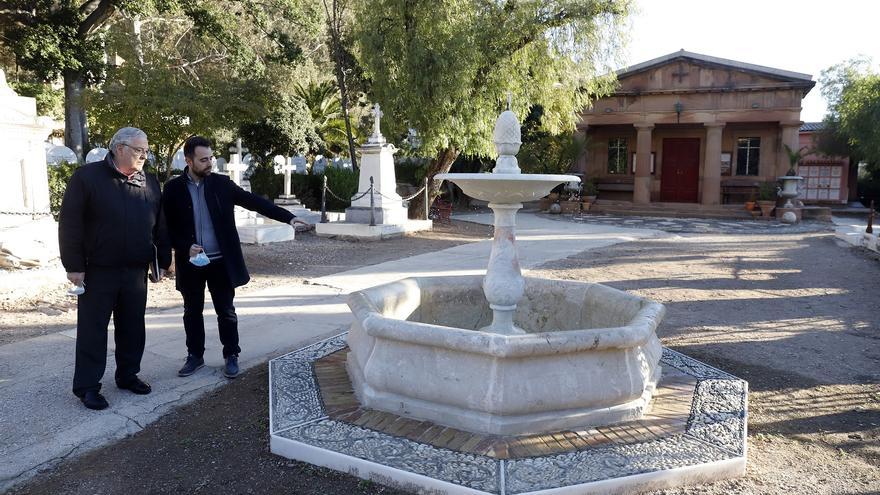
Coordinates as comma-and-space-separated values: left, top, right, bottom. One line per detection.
492, 100, 522, 174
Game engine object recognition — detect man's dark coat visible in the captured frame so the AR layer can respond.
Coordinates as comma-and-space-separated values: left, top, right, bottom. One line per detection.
161, 169, 295, 289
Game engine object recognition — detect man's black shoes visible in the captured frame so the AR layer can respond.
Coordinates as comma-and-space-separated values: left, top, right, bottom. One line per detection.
116, 376, 152, 395
178, 354, 205, 377
80, 390, 109, 410
224, 354, 239, 379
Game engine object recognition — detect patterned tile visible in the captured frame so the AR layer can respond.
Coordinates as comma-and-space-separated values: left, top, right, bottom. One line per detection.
504, 435, 735, 494
270, 333, 748, 494
277, 419, 501, 493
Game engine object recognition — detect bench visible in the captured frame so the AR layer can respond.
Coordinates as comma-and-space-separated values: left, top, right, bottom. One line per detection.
596, 177, 635, 192
721, 179, 760, 204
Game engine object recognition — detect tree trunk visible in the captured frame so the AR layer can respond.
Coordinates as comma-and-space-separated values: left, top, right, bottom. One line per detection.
63, 70, 89, 162
328, 25, 358, 170
408, 146, 459, 219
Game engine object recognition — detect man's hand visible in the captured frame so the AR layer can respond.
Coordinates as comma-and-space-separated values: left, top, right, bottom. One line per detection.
67, 272, 85, 286
289, 219, 309, 228
189, 244, 203, 258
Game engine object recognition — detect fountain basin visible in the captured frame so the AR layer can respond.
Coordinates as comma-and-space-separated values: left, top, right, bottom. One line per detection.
435, 173, 580, 203
346, 275, 665, 435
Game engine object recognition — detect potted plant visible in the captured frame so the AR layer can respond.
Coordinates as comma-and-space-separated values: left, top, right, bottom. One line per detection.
582, 180, 598, 202
744, 191, 756, 212
783, 144, 809, 176
756, 181, 779, 217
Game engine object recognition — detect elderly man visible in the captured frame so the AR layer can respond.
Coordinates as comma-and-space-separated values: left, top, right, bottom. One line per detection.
59, 127, 171, 410
162, 136, 307, 379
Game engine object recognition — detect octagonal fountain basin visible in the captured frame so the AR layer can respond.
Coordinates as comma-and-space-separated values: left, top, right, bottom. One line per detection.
346, 275, 666, 436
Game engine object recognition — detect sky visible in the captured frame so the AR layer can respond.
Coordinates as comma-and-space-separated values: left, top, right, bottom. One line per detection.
622, 0, 880, 122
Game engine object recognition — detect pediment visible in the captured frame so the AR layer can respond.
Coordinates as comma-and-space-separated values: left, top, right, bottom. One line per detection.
615, 50, 814, 94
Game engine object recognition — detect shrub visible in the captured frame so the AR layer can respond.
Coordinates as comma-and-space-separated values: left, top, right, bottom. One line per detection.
757, 181, 779, 201
325, 166, 359, 211
47, 161, 79, 219
248, 162, 283, 200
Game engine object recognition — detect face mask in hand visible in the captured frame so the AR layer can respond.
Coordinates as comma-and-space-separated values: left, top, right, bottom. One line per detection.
189, 252, 210, 267
67, 283, 85, 296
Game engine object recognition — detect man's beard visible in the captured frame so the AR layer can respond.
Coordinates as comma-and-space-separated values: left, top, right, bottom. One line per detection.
192, 166, 212, 178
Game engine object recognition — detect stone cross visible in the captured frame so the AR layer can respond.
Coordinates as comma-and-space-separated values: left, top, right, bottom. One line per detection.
226, 139, 249, 186
672, 63, 689, 83
368, 103, 385, 144
507, 91, 512, 110
282, 157, 296, 197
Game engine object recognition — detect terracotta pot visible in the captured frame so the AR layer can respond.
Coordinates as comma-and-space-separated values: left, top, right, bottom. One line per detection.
744, 201, 755, 211
756, 200, 775, 217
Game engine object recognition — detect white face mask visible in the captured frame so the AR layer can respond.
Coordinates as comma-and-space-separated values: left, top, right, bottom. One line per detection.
68, 283, 85, 296
189, 252, 210, 267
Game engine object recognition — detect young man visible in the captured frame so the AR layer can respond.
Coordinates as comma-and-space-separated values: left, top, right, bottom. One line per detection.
59, 127, 171, 410
162, 136, 308, 378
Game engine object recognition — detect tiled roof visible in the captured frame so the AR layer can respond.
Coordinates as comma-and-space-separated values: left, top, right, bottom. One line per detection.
800, 122, 825, 132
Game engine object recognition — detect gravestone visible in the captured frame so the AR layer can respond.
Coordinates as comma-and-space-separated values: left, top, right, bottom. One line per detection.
292, 156, 307, 174
275, 156, 301, 207
215, 157, 227, 172
171, 148, 187, 170
313, 155, 327, 174
46, 145, 78, 166
85, 147, 109, 164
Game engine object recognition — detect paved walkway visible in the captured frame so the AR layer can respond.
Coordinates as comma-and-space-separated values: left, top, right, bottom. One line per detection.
0, 212, 663, 492
557, 212, 832, 235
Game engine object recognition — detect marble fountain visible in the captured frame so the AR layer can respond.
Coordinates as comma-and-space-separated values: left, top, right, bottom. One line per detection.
268, 106, 748, 494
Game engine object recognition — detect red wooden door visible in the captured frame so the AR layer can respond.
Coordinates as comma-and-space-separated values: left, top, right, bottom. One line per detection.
660, 138, 700, 202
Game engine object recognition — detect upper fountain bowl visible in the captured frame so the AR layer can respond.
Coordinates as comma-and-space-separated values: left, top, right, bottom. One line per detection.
436, 173, 580, 204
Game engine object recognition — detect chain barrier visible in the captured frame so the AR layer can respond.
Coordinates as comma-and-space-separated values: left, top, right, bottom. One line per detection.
320, 176, 432, 224
0, 210, 53, 217
373, 184, 426, 202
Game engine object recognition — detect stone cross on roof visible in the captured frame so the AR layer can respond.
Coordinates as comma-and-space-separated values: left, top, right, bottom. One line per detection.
368, 103, 385, 144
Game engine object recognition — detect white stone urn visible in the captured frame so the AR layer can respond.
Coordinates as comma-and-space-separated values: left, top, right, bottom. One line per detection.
778, 175, 804, 208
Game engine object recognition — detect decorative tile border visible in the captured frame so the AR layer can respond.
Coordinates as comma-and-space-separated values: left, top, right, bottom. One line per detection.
269, 332, 748, 494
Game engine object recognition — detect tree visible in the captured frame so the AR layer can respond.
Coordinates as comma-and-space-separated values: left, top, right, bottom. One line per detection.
518, 105, 588, 175
820, 57, 880, 166
321, 0, 364, 169
293, 80, 354, 157
352, 0, 630, 217
1, 0, 321, 161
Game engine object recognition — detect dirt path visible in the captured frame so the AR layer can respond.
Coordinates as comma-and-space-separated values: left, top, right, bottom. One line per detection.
7, 229, 880, 495
532, 232, 880, 495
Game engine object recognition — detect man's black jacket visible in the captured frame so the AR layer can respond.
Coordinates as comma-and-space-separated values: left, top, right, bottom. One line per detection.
58, 157, 171, 273
162, 168, 295, 289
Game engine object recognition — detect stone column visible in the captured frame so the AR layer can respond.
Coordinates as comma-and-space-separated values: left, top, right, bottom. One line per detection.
702, 123, 725, 205
779, 121, 802, 176
633, 123, 654, 204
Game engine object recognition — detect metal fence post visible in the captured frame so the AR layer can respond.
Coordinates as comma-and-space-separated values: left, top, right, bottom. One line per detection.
868, 200, 875, 234
424, 176, 429, 221
320, 175, 328, 223
369, 176, 376, 226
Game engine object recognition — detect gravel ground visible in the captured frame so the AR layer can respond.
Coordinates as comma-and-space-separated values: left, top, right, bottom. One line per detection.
5, 226, 880, 495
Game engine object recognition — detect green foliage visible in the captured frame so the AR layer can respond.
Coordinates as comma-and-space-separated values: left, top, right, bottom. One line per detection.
293, 81, 354, 156
352, 0, 630, 159
248, 163, 284, 200
9, 79, 64, 119
395, 157, 430, 186
290, 166, 359, 211
47, 161, 79, 218
518, 105, 588, 175
820, 58, 880, 166
239, 93, 319, 160
782, 144, 809, 176
757, 181, 778, 201
581, 179, 598, 197
324, 165, 359, 211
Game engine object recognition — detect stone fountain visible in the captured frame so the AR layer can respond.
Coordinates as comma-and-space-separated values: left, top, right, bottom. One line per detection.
345, 107, 665, 435
268, 105, 748, 495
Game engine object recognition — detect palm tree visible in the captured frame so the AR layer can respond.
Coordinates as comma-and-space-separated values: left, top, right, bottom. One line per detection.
783, 143, 811, 176
293, 81, 355, 159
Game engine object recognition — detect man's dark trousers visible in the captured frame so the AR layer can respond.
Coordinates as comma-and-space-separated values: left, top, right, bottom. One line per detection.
73, 266, 148, 397
179, 260, 240, 359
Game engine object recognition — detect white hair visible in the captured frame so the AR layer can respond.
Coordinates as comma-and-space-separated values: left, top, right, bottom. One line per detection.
109, 127, 148, 151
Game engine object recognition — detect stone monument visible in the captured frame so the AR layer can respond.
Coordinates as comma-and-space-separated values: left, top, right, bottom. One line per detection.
315, 103, 431, 240
0, 69, 58, 269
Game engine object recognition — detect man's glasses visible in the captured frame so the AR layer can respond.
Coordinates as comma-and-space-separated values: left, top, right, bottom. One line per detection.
122, 143, 149, 157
